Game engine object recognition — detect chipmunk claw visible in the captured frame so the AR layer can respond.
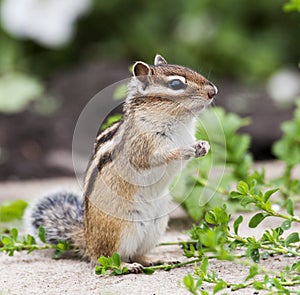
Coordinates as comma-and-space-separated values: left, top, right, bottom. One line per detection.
125, 262, 144, 274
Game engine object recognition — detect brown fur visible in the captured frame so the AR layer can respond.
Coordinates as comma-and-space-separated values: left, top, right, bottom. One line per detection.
152, 64, 207, 85
84, 198, 124, 260
84, 160, 138, 261
81, 55, 217, 268
128, 133, 155, 170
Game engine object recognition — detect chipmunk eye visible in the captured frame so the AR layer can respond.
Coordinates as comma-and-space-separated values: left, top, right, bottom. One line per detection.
168, 79, 186, 90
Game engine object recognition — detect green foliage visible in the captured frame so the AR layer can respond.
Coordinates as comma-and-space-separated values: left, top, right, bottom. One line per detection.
179, 182, 300, 294
0, 226, 71, 258
175, 98, 300, 225
0, 72, 44, 114
87, 188, 300, 291
0, 0, 298, 106
91, 0, 299, 81
231, 180, 300, 224
284, 0, 300, 12
113, 84, 127, 100
95, 253, 129, 276
172, 107, 252, 222
0, 0, 298, 116
100, 113, 122, 131
197, 107, 252, 179
0, 200, 28, 222
53, 240, 71, 259
272, 99, 300, 191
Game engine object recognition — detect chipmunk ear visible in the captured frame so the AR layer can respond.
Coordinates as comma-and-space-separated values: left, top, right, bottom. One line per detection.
154, 54, 168, 66
133, 61, 152, 77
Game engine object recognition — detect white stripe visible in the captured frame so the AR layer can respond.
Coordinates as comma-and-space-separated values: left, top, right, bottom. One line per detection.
165, 75, 186, 83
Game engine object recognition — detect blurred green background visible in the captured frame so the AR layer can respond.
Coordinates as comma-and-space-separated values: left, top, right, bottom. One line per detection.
0, 0, 299, 179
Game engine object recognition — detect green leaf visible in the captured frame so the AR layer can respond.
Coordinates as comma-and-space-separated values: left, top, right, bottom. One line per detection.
107, 257, 113, 266
111, 268, 123, 275
142, 268, 155, 275
253, 281, 264, 290
98, 256, 107, 266
286, 199, 294, 216
11, 228, 18, 241
112, 252, 121, 267
230, 191, 242, 198
284, 0, 300, 12
281, 220, 292, 231
263, 188, 279, 202
213, 281, 227, 294
52, 249, 63, 259
1, 236, 12, 245
237, 181, 249, 195
100, 114, 122, 131
233, 215, 243, 235
291, 261, 300, 273
95, 265, 107, 275
0, 200, 28, 222
183, 273, 195, 291
246, 265, 258, 281
122, 267, 129, 274
200, 256, 208, 274
55, 240, 70, 255
285, 232, 300, 246
250, 248, 260, 263
26, 234, 36, 246
248, 213, 268, 228
38, 226, 47, 243
240, 196, 254, 207
205, 211, 217, 224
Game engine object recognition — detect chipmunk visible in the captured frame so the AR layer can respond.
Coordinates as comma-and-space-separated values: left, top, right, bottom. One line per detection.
24, 54, 217, 273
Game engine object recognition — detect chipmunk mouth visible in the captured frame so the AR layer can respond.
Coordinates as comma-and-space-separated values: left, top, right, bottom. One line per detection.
191, 96, 214, 104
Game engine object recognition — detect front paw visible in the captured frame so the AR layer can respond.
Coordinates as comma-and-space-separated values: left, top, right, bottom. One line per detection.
178, 147, 197, 160
193, 140, 210, 158
123, 262, 144, 274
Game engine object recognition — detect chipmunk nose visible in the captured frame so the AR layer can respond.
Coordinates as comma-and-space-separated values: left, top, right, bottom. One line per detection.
207, 82, 218, 99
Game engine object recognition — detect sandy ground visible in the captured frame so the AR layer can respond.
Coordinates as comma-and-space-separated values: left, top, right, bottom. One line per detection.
0, 162, 300, 295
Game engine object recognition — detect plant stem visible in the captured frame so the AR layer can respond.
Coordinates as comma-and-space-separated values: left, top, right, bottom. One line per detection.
231, 280, 254, 291
227, 232, 300, 257
265, 208, 300, 223
159, 240, 198, 246
143, 258, 201, 272
0, 243, 56, 253
195, 177, 229, 196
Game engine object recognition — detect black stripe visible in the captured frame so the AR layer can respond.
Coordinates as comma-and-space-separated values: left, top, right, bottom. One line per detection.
94, 120, 123, 153
97, 152, 113, 172
84, 152, 113, 197
84, 165, 99, 197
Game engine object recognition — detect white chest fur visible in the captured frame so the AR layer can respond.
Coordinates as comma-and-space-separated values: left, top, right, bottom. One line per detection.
117, 117, 196, 261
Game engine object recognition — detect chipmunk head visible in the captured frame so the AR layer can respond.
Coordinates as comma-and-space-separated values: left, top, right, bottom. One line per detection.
127, 54, 218, 114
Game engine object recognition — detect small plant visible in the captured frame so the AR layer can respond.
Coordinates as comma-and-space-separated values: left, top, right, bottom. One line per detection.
95, 252, 129, 275
272, 99, 300, 198
172, 106, 252, 222
0, 226, 71, 259
179, 179, 300, 294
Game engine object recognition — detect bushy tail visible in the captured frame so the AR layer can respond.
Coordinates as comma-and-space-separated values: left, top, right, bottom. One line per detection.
24, 191, 85, 249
